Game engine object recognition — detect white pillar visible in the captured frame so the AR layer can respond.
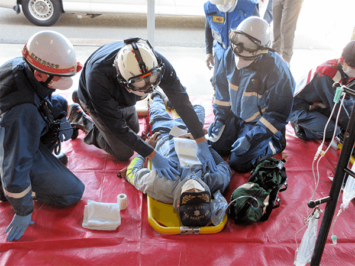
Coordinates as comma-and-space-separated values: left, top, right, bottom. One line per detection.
147, 0, 155, 47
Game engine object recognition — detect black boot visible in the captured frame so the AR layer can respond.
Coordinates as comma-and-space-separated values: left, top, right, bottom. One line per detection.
55, 153, 68, 165
291, 121, 309, 141
68, 103, 94, 140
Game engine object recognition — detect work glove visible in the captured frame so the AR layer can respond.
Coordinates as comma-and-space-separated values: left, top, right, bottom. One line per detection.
59, 117, 73, 142
197, 142, 217, 173
205, 54, 214, 70
6, 213, 34, 242
207, 120, 225, 138
151, 152, 180, 181
231, 136, 251, 155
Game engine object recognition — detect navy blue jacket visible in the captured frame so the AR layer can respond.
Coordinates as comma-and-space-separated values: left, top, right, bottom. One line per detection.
0, 58, 66, 216
77, 41, 205, 157
214, 48, 295, 144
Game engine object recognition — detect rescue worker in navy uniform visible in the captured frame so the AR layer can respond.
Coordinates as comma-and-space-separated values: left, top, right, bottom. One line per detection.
208, 17, 295, 173
0, 31, 85, 242
68, 38, 217, 180
290, 41, 355, 140
204, 0, 259, 95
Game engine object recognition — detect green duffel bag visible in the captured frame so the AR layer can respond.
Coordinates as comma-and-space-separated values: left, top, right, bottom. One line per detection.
248, 156, 288, 221
229, 156, 289, 224
229, 182, 270, 224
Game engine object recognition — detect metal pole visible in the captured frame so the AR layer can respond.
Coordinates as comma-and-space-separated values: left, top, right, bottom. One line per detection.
147, 0, 155, 47
311, 98, 355, 265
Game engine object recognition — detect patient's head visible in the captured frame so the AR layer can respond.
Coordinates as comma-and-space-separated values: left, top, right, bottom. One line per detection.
178, 179, 212, 227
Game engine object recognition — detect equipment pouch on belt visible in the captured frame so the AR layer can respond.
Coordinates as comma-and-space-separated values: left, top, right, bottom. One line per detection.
39, 101, 63, 154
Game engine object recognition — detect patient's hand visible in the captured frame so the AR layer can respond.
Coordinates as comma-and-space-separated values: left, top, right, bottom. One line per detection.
146, 132, 161, 148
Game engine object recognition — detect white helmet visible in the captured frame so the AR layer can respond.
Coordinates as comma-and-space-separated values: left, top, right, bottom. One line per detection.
229, 17, 271, 60
114, 38, 164, 93
210, 0, 237, 12
22, 31, 82, 77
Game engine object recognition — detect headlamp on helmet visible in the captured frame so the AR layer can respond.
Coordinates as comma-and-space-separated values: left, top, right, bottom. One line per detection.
114, 38, 165, 93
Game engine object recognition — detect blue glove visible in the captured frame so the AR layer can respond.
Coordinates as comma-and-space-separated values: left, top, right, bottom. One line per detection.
207, 120, 224, 138
231, 136, 251, 155
151, 152, 180, 180
6, 213, 34, 242
197, 142, 217, 173
59, 117, 73, 142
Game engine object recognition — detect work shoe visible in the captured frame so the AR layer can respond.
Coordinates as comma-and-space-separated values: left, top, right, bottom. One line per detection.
72, 90, 80, 104
0, 179, 8, 202
68, 103, 94, 139
150, 89, 173, 109
291, 121, 309, 141
55, 153, 68, 165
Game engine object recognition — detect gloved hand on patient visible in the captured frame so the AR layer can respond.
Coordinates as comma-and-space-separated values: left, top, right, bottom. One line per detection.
197, 142, 217, 173
151, 151, 180, 181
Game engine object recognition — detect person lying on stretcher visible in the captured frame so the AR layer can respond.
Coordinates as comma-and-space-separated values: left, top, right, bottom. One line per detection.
119, 91, 231, 226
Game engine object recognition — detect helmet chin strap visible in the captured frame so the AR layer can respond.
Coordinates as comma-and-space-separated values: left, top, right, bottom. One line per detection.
41, 75, 54, 87
31, 67, 55, 87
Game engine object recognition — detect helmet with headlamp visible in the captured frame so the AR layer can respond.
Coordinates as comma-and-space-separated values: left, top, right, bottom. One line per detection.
229, 17, 273, 61
114, 38, 165, 94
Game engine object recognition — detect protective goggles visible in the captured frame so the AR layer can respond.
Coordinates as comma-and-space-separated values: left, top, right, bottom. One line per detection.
118, 64, 165, 93
229, 30, 269, 60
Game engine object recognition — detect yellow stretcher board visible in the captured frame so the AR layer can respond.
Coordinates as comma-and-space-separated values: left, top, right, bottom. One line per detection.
146, 107, 228, 234
147, 194, 228, 235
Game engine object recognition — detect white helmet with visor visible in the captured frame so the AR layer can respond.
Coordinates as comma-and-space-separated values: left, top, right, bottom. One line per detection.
229, 17, 273, 61
114, 38, 165, 94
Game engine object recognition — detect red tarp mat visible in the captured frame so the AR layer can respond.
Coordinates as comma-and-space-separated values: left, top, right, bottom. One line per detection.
1, 96, 355, 266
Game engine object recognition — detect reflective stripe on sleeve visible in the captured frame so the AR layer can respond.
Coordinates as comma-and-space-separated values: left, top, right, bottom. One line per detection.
243, 91, 263, 98
213, 98, 231, 107
228, 82, 239, 92
269, 141, 277, 155
1, 126, 32, 199
260, 117, 278, 134
4, 184, 32, 199
245, 108, 267, 122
